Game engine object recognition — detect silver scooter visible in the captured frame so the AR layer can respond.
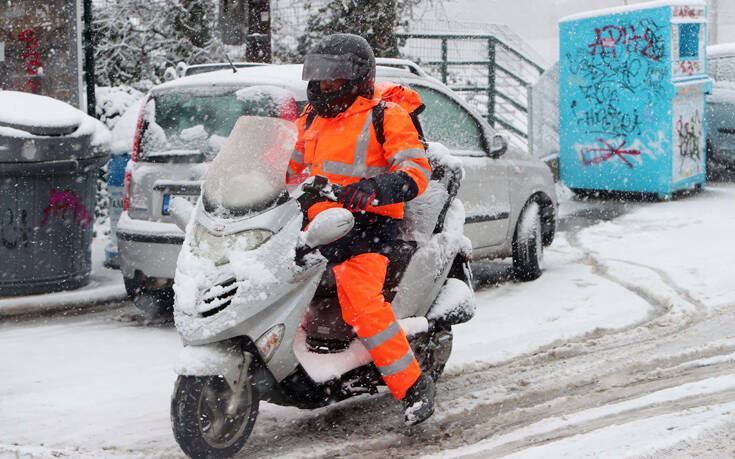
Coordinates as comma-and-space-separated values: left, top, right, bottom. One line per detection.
168, 115, 474, 458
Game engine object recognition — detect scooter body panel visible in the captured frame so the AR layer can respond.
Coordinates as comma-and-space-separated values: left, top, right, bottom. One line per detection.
174, 199, 330, 381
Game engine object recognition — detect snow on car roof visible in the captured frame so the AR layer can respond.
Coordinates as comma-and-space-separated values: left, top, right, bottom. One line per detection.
708, 43, 735, 58
560, 0, 706, 23
152, 65, 307, 97
150, 63, 421, 100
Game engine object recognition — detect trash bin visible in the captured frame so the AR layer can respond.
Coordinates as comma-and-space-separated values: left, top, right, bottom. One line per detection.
0, 91, 110, 296
559, 1, 711, 198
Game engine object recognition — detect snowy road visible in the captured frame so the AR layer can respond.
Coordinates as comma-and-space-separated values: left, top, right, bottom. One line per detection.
2, 184, 735, 458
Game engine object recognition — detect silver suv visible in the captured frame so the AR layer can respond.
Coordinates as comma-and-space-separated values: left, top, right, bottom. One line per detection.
117, 61, 557, 316
706, 44, 735, 173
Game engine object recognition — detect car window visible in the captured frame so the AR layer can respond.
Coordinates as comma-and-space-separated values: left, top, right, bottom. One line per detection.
138, 89, 294, 161
410, 85, 485, 151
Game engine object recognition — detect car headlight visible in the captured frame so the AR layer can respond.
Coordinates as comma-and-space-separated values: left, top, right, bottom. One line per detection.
192, 224, 273, 265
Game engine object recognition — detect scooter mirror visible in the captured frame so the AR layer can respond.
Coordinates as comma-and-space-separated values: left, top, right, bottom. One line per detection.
170, 196, 194, 232
303, 207, 355, 248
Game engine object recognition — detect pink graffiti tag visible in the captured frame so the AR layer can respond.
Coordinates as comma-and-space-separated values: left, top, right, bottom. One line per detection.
588, 25, 660, 61
41, 190, 91, 229
581, 138, 641, 169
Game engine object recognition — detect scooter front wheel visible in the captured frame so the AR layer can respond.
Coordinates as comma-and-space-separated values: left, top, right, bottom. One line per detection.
171, 374, 259, 458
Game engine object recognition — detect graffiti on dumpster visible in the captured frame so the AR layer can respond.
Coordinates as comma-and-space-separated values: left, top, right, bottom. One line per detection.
674, 110, 703, 175
41, 189, 91, 229
580, 138, 642, 168
566, 18, 668, 166
672, 5, 705, 19
1, 208, 31, 250
586, 21, 664, 61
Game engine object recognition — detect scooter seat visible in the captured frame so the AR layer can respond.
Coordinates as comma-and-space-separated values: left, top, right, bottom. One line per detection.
314, 239, 417, 302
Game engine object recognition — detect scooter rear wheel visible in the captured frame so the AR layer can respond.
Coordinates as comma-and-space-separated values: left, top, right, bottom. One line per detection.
171, 374, 259, 458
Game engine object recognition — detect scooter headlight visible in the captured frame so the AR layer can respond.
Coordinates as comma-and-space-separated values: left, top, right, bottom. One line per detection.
192, 224, 273, 265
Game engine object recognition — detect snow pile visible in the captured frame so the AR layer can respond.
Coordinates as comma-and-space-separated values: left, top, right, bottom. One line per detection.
109, 99, 144, 155
95, 85, 144, 129
708, 43, 735, 58
0, 90, 82, 135
0, 91, 110, 154
179, 124, 208, 142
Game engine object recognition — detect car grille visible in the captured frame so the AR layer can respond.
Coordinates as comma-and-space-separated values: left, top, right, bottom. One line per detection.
200, 277, 238, 317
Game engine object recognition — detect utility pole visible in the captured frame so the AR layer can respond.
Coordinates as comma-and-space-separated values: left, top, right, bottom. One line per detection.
245, 0, 271, 63
83, 0, 96, 116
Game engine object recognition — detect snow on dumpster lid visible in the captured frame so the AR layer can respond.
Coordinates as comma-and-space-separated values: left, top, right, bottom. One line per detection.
0, 90, 82, 136
559, 0, 706, 23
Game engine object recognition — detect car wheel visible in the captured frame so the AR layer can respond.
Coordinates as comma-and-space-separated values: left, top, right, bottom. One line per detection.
512, 201, 544, 281
124, 276, 174, 319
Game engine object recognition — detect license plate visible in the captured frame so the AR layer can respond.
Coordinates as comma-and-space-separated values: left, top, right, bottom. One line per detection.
162, 193, 198, 215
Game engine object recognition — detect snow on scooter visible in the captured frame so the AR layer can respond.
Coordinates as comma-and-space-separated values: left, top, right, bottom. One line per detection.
168, 113, 475, 458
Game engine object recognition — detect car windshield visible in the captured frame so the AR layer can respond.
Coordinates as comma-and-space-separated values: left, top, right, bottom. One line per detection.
138, 86, 296, 161
202, 116, 298, 215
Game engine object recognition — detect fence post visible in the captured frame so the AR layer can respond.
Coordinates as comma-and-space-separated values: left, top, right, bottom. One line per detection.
441, 37, 448, 84
487, 37, 496, 126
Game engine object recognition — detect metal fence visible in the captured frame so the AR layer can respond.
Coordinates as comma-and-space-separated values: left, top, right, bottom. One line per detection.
396, 33, 545, 145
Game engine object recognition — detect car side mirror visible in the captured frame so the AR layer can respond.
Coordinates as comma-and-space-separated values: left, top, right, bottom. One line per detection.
489, 133, 508, 158
301, 207, 354, 249
170, 196, 194, 232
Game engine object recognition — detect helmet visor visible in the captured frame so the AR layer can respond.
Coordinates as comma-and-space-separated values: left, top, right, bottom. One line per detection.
302, 53, 368, 81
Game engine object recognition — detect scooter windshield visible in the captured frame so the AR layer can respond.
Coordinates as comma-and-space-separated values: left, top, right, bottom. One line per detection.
202, 116, 298, 215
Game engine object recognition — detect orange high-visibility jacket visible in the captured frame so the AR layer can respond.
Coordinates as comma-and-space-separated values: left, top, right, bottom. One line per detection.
287, 94, 431, 219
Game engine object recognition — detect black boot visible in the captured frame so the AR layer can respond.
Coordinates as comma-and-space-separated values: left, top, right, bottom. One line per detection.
403, 373, 435, 426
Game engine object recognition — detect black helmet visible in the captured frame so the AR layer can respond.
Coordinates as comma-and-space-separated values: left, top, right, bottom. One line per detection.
302, 33, 376, 118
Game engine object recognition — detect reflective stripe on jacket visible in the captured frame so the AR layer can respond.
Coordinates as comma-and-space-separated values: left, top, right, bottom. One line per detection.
287, 94, 431, 219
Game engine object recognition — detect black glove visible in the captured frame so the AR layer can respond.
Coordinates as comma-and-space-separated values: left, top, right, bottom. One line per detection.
339, 179, 378, 212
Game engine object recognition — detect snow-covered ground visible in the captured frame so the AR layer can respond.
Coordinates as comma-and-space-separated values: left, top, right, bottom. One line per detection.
1, 182, 734, 457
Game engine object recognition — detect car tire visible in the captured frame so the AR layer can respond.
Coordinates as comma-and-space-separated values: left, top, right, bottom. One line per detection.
512, 201, 544, 281
124, 276, 174, 319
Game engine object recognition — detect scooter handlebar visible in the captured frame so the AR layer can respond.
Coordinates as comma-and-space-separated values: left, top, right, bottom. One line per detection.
300, 175, 344, 202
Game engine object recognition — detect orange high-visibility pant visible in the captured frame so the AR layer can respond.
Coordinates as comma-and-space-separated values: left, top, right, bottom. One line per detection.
332, 252, 421, 399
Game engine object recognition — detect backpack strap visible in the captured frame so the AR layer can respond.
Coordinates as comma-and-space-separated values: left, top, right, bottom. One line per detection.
410, 103, 427, 148
304, 108, 318, 132
372, 100, 386, 146
372, 100, 428, 149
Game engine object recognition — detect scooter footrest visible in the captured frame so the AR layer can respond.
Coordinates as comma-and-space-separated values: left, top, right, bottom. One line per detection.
305, 336, 351, 354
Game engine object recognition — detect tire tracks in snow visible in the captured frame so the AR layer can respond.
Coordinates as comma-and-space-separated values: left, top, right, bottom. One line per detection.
234, 211, 732, 458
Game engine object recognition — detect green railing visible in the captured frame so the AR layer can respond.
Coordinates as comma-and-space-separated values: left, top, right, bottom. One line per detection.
396, 33, 545, 140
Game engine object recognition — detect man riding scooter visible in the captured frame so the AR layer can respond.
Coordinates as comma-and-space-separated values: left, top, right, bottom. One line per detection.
287, 33, 436, 425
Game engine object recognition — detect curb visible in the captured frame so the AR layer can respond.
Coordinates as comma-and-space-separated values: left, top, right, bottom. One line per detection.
0, 284, 128, 319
